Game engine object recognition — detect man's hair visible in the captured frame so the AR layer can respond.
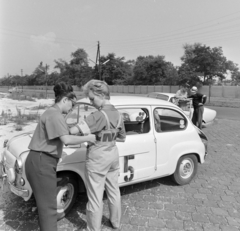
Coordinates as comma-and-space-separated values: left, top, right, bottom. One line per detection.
82, 79, 110, 99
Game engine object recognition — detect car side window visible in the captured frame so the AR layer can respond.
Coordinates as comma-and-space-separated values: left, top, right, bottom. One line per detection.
65, 104, 97, 127
154, 108, 187, 133
118, 108, 150, 135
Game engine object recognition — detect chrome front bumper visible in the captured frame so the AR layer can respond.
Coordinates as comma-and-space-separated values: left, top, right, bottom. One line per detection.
9, 183, 29, 198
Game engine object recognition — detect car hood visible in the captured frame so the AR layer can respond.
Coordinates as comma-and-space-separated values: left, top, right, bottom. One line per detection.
6, 132, 33, 158
5, 131, 87, 164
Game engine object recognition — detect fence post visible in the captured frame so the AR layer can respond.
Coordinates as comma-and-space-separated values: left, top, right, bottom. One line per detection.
235, 85, 239, 98
222, 85, 224, 97
208, 84, 211, 103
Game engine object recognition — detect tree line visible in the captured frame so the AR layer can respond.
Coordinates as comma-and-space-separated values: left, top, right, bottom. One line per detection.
1, 43, 240, 87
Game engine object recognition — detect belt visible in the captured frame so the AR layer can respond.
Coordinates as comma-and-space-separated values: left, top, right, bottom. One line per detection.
32, 150, 59, 160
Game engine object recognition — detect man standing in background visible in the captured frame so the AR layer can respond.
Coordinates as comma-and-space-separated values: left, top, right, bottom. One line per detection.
188, 86, 207, 129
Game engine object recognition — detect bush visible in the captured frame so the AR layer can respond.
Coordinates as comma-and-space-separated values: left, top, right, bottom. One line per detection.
15, 124, 23, 131
14, 116, 25, 125
25, 113, 39, 121
32, 93, 37, 98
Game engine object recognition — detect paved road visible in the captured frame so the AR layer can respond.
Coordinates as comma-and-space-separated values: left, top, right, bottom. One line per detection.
0, 118, 240, 231
208, 106, 240, 121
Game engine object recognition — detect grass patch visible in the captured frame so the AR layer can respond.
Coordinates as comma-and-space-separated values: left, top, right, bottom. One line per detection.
8, 112, 39, 129
30, 103, 49, 110
205, 101, 240, 108
15, 124, 23, 131
25, 113, 40, 121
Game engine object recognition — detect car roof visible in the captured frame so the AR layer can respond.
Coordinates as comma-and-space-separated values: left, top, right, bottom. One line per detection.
78, 95, 175, 107
147, 92, 176, 97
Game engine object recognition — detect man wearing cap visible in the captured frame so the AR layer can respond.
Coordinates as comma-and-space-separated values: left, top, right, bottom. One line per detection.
188, 86, 207, 129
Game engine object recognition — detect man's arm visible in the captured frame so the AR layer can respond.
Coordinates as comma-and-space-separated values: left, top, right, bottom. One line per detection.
60, 134, 96, 145
202, 95, 207, 104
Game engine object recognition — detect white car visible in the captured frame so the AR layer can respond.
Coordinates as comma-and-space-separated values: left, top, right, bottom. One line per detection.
1, 96, 208, 220
146, 92, 217, 126
8, 87, 21, 93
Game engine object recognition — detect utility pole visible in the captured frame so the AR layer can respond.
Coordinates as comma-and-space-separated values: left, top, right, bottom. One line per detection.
21, 69, 23, 92
95, 41, 101, 80
45, 64, 49, 98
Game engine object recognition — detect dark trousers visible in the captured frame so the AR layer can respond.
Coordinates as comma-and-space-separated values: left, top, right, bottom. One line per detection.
192, 106, 204, 129
25, 150, 58, 231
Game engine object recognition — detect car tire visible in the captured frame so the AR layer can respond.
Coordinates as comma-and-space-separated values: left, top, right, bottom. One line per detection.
172, 154, 198, 185
56, 174, 78, 220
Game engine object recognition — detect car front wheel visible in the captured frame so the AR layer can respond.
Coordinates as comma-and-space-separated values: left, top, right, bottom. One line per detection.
172, 154, 198, 185
57, 174, 78, 220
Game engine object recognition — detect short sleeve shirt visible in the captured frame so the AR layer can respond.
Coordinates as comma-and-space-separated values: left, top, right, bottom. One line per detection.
85, 105, 126, 141
175, 89, 187, 98
28, 105, 69, 158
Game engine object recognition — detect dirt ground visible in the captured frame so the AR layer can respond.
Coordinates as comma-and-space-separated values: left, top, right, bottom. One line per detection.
0, 93, 54, 156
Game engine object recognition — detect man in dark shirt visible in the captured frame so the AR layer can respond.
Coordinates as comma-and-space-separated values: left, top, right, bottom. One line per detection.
188, 86, 207, 129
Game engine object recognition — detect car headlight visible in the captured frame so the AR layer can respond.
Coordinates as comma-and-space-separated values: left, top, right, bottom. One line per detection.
15, 158, 23, 174
3, 139, 8, 148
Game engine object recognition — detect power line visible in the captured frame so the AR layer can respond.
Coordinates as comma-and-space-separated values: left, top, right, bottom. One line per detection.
1, 10, 240, 46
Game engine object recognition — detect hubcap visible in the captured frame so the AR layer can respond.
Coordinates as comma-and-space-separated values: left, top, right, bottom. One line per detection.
57, 183, 74, 213
179, 158, 194, 179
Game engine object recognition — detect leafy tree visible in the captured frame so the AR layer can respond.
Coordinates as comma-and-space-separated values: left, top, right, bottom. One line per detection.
70, 48, 88, 66
133, 55, 176, 85
177, 63, 202, 86
181, 43, 228, 84
99, 53, 132, 85
162, 62, 179, 85
225, 60, 240, 85
31, 62, 49, 85
54, 48, 92, 86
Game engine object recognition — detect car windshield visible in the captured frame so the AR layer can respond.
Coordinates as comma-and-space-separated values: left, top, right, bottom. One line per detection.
65, 103, 97, 126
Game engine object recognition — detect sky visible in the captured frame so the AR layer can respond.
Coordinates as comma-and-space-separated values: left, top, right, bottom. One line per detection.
1, 0, 240, 78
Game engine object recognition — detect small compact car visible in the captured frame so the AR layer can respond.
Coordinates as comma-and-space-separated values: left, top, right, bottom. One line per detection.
1, 96, 208, 220
8, 87, 21, 93
146, 92, 217, 126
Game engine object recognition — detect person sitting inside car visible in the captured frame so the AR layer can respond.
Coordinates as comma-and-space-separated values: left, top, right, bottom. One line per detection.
136, 112, 145, 121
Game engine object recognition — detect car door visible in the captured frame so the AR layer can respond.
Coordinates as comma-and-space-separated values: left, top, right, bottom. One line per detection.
117, 106, 156, 184
152, 106, 190, 176
169, 96, 193, 120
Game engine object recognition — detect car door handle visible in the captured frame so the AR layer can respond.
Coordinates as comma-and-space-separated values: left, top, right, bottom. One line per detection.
128, 155, 135, 160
